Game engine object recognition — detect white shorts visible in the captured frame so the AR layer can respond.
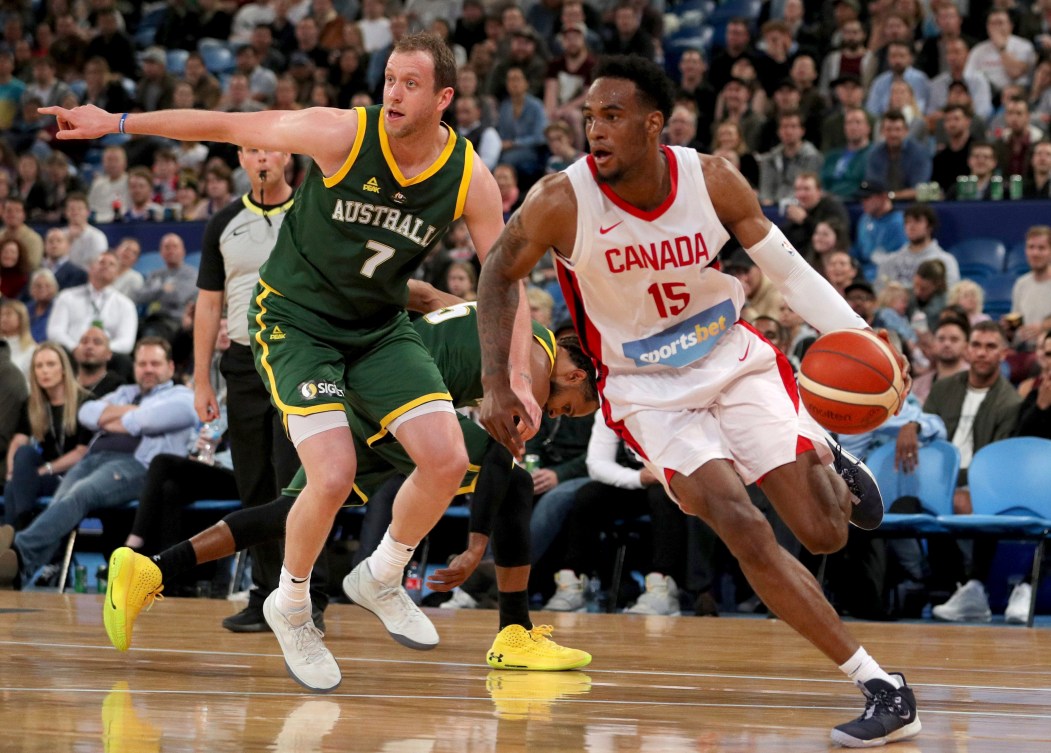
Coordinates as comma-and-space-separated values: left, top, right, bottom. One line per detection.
605, 322, 833, 489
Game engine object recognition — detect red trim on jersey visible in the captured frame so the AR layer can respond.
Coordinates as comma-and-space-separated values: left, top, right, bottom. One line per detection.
555, 261, 652, 466
586, 145, 679, 222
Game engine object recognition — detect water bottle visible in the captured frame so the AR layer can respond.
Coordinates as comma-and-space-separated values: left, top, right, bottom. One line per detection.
192, 418, 226, 466
74, 565, 87, 593
96, 565, 108, 594
404, 561, 423, 604
990, 175, 1004, 200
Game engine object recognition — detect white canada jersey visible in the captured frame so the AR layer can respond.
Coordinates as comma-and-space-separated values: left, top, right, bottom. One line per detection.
557, 146, 741, 405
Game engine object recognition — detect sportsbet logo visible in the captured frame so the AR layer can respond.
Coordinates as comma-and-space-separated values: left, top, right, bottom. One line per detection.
298, 380, 345, 400
622, 299, 736, 367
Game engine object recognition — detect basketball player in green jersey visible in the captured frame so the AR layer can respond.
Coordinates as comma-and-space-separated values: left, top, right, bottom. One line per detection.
43, 34, 540, 693
104, 299, 598, 673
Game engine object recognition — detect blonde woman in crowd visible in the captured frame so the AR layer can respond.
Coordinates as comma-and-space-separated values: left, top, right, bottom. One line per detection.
0, 298, 35, 381
3, 342, 90, 530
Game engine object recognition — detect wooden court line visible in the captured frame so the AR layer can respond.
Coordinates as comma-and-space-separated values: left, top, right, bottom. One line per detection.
2, 684, 1051, 721
3, 638, 1050, 697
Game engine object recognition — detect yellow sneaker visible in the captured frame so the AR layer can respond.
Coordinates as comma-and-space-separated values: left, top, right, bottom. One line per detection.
485, 670, 592, 720
101, 681, 161, 753
486, 624, 592, 671
103, 547, 163, 652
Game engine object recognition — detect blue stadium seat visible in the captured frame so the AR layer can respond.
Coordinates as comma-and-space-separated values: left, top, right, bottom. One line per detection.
184, 251, 201, 269
939, 438, 1051, 626
1006, 241, 1030, 275
865, 440, 958, 535
134, 251, 166, 276
708, 0, 762, 26
198, 41, 235, 75
166, 48, 189, 76
979, 272, 1017, 318
950, 238, 1006, 280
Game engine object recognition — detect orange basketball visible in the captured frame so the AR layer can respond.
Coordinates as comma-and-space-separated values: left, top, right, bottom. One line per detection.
797, 329, 905, 434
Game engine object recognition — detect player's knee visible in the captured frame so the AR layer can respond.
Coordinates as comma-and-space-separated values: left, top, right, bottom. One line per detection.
420, 443, 470, 490
306, 458, 358, 504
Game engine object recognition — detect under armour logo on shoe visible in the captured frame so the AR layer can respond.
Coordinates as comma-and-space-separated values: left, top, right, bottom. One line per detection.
489, 652, 503, 663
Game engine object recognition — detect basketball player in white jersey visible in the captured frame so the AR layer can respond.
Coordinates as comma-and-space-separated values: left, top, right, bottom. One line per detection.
477, 56, 921, 749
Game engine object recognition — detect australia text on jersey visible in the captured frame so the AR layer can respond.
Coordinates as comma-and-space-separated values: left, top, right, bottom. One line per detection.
330, 200, 440, 247
603, 232, 712, 274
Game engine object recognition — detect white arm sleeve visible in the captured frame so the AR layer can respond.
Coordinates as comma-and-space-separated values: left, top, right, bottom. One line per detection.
745, 224, 869, 334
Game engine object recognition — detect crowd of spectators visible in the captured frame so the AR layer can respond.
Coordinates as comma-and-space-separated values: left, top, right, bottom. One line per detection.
0, 0, 1050, 618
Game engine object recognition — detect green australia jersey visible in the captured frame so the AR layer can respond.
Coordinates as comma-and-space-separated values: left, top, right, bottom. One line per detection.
259, 104, 475, 325
414, 302, 557, 407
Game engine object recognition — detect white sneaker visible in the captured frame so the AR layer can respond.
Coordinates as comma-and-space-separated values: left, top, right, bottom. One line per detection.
342, 560, 439, 650
439, 587, 478, 610
932, 580, 992, 622
262, 591, 341, 692
624, 573, 682, 616
1005, 582, 1033, 624
542, 570, 588, 612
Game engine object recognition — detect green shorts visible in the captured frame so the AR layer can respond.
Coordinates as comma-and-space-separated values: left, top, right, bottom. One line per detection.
248, 279, 451, 435
283, 412, 492, 503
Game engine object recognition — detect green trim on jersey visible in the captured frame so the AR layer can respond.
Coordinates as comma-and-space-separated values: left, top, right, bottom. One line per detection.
258, 104, 473, 324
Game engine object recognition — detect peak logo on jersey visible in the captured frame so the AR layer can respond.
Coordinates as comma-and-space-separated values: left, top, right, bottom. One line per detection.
269, 325, 285, 341
298, 380, 345, 400
604, 232, 712, 274
622, 299, 736, 367
363, 177, 381, 193
331, 200, 439, 248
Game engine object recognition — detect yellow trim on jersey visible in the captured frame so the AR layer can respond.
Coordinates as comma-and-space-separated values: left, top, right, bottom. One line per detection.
341, 484, 368, 507
456, 463, 482, 495
533, 327, 557, 376
453, 141, 474, 220
322, 107, 368, 188
241, 194, 294, 218
366, 392, 454, 446
253, 281, 344, 427
378, 109, 458, 187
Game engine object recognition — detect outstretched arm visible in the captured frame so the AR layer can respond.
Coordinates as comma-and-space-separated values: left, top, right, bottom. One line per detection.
462, 156, 540, 439
40, 104, 357, 178
477, 172, 576, 456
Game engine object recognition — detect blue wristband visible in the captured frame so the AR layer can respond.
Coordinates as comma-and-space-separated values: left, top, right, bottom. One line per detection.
118, 112, 128, 134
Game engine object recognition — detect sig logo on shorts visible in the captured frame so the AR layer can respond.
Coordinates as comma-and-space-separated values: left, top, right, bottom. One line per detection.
298, 380, 345, 400
621, 299, 736, 368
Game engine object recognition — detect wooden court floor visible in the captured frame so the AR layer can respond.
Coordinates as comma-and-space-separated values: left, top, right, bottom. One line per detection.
1, 591, 1050, 753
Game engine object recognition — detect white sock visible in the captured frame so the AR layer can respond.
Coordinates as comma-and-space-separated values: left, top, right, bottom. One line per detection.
839, 647, 901, 688
367, 528, 417, 585
276, 565, 311, 626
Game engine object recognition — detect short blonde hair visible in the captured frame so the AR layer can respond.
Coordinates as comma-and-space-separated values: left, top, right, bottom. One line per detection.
947, 279, 985, 312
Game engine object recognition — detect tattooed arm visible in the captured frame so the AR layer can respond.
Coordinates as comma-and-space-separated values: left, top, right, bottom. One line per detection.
478, 172, 578, 456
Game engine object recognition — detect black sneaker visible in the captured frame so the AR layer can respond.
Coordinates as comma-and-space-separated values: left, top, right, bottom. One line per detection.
222, 604, 326, 632
831, 673, 921, 748
827, 440, 884, 530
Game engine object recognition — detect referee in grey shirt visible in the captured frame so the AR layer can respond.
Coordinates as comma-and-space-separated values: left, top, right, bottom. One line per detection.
193, 147, 327, 632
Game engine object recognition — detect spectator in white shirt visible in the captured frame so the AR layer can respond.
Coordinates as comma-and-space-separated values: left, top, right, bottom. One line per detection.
87, 146, 130, 223
63, 193, 108, 269
111, 238, 145, 299
47, 250, 138, 354
964, 10, 1037, 97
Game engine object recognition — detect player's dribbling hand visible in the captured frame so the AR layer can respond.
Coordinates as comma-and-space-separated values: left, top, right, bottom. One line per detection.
39, 104, 118, 140
876, 328, 912, 411
426, 548, 483, 591
480, 384, 538, 460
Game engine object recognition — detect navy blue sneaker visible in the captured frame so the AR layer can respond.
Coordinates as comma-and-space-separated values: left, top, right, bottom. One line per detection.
831, 673, 921, 748
828, 440, 884, 530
